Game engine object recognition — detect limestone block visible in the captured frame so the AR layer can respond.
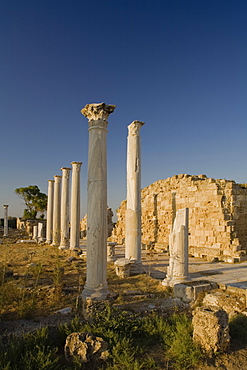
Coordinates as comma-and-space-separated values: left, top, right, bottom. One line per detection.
114, 258, 131, 278
192, 306, 230, 355
65, 332, 108, 364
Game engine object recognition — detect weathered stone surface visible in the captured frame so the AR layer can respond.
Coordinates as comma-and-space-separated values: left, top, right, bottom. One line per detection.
80, 207, 114, 239
81, 103, 115, 301
114, 258, 131, 278
125, 120, 145, 269
174, 281, 218, 303
64, 332, 108, 364
203, 291, 246, 318
110, 174, 247, 262
192, 306, 230, 355
162, 208, 189, 286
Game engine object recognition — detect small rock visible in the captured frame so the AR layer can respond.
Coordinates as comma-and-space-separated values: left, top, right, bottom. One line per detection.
56, 307, 72, 315
27, 263, 36, 268
65, 332, 109, 364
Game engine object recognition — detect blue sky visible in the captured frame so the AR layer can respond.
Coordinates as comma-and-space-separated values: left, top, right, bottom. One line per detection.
1, 0, 246, 219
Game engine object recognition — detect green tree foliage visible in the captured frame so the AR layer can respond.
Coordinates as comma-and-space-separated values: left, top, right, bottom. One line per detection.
15, 185, 47, 219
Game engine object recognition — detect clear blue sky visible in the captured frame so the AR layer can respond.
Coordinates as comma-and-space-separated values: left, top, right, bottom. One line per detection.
1, 0, 246, 219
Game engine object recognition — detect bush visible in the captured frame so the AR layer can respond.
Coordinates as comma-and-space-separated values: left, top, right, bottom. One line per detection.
229, 314, 247, 345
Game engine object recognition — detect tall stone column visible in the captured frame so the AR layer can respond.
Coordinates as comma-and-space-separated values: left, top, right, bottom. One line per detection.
81, 102, 116, 300
70, 162, 82, 250
3, 205, 9, 237
125, 120, 145, 274
59, 167, 71, 250
52, 175, 62, 246
46, 180, 54, 244
162, 208, 190, 286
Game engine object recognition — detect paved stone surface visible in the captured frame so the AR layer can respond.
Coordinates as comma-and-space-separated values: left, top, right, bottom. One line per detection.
79, 243, 247, 291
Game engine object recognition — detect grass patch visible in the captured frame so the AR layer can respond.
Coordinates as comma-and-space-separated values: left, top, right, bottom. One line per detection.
0, 307, 202, 369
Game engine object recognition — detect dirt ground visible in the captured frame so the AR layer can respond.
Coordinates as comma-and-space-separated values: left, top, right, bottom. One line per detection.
1, 229, 247, 369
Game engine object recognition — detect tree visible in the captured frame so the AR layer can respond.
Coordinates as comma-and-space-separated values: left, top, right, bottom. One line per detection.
15, 185, 48, 219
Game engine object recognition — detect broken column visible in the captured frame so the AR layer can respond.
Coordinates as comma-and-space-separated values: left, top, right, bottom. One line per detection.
33, 224, 38, 241
81, 102, 116, 300
52, 175, 62, 246
46, 180, 54, 244
38, 222, 44, 243
70, 162, 82, 250
125, 120, 145, 274
162, 207, 190, 286
59, 167, 71, 250
3, 205, 9, 237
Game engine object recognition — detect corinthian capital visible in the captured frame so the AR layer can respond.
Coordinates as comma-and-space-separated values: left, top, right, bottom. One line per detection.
54, 175, 62, 183
128, 120, 145, 136
81, 102, 116, 129
61, 167, 71, 178
71, 162, 82, 172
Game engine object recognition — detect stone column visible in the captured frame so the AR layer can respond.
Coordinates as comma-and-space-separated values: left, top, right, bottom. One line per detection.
162, 208, 190, 286
38, 222, 44, 243
125, 120, 145, 274
46, 180, 54, 244
81, 102, 116, 300
70, 162, 82, 250
52, 175, 62, 246
3, 205, 8, 237
33, 224, 38, 241
59, 167, 71, 250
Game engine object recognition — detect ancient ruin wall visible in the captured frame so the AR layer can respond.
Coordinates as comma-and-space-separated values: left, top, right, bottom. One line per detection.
110, 174, 247, 261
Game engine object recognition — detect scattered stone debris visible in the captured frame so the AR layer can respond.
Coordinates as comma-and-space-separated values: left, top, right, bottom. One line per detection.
64, 332, 109, 364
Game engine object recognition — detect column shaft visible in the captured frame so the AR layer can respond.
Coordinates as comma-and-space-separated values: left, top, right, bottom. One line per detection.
81, 102, 115, 300
3, 205, 9, 237
60, 167, 71, 249
52, 176, 62, 246
125, 121, 145, 271
70, 162, 82, 250
46, 180, 54, 244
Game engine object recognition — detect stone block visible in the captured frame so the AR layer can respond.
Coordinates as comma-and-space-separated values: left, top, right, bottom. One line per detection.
114, 258, 131, 278
192, 306, 230, 356
173, 284, 193, 303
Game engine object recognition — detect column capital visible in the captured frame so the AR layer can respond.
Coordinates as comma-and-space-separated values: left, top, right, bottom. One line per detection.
128, 120, 145, 136
81, 102, 116, 129
61, 167, 71, 178
3, 205, 9, 208
71, 162, 82, 172
48, 179, 55, 183
54, 175, 62, 183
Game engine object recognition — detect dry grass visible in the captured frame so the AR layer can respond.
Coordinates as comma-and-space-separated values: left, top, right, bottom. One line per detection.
0, 230, 168, 321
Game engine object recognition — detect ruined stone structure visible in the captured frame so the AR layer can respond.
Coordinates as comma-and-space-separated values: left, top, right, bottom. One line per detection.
80, 208, 115, 239
110, 174, 247, 262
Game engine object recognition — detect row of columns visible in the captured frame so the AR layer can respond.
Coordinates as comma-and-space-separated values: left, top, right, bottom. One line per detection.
46, 162, 82, 250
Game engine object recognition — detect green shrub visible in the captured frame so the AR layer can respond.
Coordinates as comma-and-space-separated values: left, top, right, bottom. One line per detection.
0, 327, 59, 370
162, 314, 202, 369
229, 314, 247, 344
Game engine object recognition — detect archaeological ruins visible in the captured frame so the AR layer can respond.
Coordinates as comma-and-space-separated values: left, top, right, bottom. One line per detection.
110, 174, 247, 263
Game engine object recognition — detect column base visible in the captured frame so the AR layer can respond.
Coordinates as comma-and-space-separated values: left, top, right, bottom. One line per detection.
81, 284, 110, 301
58, 245, 69, 250
129, 260, 145, 275
162, 274, 191, 287
69, 246, 80, 251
